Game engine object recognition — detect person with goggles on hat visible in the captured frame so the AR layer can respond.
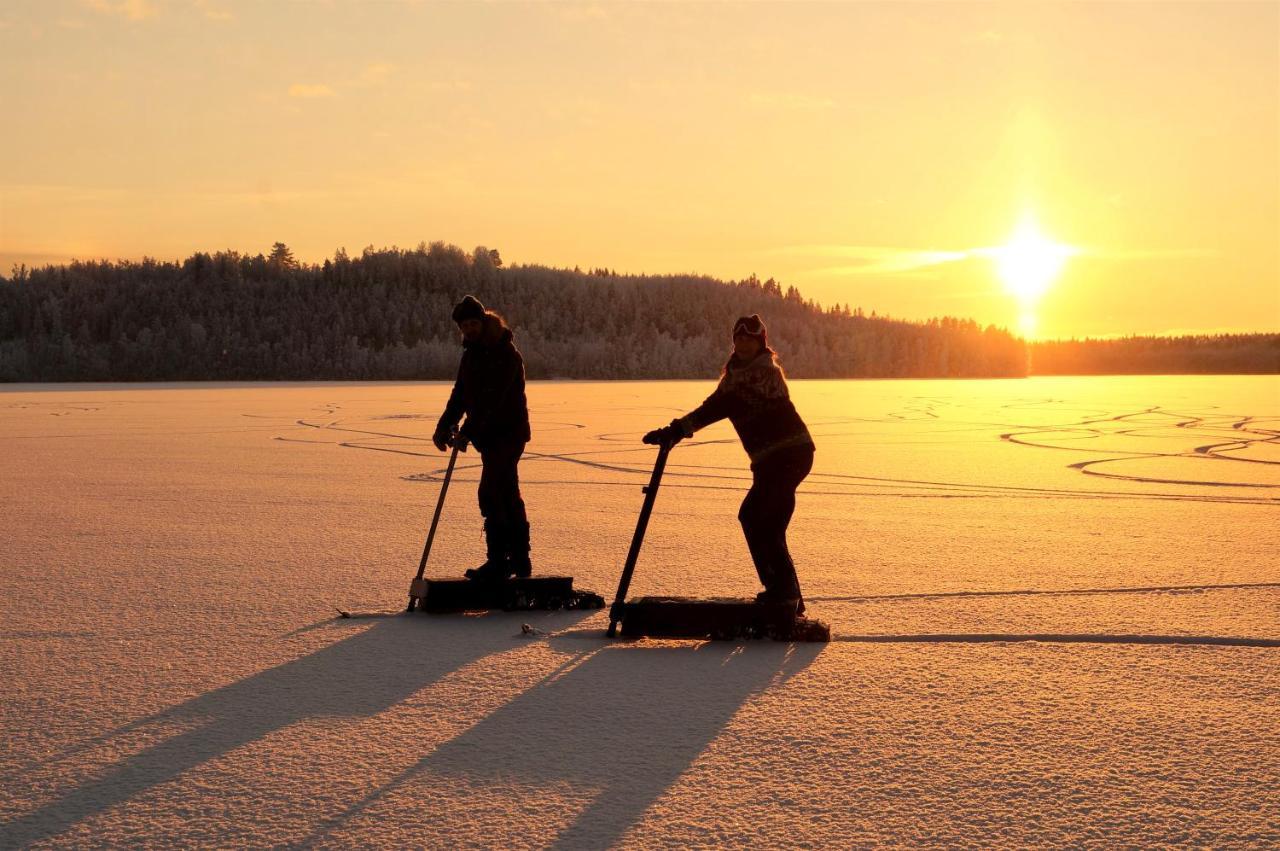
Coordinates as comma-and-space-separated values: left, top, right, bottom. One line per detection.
644, 314, 816, 614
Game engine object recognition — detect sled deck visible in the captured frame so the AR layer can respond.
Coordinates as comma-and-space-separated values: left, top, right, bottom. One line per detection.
617, 597, 831, 642
408, 576, 605, 613
605, 443, 830, 643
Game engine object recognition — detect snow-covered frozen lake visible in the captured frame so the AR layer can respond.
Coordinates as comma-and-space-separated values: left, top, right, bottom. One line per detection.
2, 376, 1278, 847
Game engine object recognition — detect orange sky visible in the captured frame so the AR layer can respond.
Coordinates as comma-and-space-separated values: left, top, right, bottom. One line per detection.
1, 1, 1277, 338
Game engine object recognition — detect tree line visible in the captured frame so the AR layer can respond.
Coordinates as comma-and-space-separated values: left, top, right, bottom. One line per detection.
1029, 334, 1278, 375
0, 242, 1273, 381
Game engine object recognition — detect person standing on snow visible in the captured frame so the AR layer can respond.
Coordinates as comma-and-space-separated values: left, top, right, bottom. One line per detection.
433, 295, 533, 581
643, 314, 815, 613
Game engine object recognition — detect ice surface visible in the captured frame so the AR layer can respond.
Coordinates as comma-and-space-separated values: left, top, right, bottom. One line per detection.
1, 376, 1277, 847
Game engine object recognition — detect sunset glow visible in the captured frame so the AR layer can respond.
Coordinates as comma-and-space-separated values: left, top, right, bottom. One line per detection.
0, 2, 1276, 340
1, 3, 1277, 846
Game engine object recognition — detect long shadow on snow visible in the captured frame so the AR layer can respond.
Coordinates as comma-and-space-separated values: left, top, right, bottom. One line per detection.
303, 635, 823, 849
0, 612, 587, 847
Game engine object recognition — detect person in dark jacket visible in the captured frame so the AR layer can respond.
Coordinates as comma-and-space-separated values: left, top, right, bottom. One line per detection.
643, 314, 816, 612
433, 295, 533, 581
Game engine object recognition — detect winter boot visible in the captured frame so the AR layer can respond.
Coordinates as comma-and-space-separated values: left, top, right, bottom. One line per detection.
755, 589, 802, 617
756, 561, 804, 616
507, 520, 532, 579
465, 521, 515, 582
764, 554, 804, 616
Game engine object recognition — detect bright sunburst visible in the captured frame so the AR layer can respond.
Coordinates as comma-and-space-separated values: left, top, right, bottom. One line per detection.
990, 218, 1076, 304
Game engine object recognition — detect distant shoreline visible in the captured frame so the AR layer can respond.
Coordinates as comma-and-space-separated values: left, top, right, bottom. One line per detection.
3, 373, 1276, 393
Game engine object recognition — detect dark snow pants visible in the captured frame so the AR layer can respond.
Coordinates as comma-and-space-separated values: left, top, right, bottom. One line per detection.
738, 445, 814, 598
477, 441, 529, 554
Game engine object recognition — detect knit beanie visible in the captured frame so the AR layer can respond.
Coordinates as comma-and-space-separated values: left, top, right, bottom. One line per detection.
732, 314, 767, 341
452, 295, 486, 325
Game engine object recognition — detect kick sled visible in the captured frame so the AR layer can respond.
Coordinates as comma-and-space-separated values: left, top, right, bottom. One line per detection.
607, 441, 830, 642
407, 575, 604, 613
405, 438, 603, 614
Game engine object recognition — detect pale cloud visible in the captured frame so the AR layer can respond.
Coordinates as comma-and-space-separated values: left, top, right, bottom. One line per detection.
2, 183, 128, 204
359, 62, 394, 85
347, 64, 464, 93
777, 245, 974, 275
745, 92, 837, 111
968, 29, 1036, 49
192, 188, 330, 204
544, 95, 605, 126
557, 4, 609, 23
57, 18, 89, 29
425, 80, 472, 92
288, 83, 336, 99
83, 0, 161, 21
194, 0, 233, 22
775, 242, 1216, 279
3, 182, 326, 207
628, 78, 680, 96
1076, 247, 1218, 261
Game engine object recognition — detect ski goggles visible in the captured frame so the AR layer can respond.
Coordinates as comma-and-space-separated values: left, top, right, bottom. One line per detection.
732, 316, 766, 338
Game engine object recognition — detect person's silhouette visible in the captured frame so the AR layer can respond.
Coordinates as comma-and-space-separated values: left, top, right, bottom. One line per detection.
645, 314, 816, 613
433, 295, 533, 580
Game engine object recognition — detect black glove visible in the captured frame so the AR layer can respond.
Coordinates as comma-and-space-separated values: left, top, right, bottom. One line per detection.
434, 425, 469, 452
642, 420, 685, 446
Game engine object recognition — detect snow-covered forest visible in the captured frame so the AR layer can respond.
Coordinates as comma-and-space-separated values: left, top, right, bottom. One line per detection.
1030, 334, 1278, 375
0, 242, 1273, 381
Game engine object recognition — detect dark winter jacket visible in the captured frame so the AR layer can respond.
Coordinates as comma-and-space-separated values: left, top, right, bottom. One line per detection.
437, 314, 531, 450
678, 349, 814, 465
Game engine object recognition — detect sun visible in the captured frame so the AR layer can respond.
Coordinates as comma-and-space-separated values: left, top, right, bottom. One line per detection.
990, 219, 1075, 304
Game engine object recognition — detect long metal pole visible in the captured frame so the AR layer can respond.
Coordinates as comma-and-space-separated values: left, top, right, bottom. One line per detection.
407, 441, 461, 611
607, 441, 672, 636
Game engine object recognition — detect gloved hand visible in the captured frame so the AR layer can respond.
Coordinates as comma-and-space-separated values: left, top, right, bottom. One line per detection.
432, 426, 454, 452
642, 420, 685, 446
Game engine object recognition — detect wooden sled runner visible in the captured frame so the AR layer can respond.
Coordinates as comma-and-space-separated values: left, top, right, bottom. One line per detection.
607, 441, 831, 643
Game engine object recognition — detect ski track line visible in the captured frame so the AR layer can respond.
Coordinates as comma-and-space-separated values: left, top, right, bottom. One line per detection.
285, 406, 1280, 503
1068, 458, 1280, 489
322, 444, 1278, 505
657, 462, 1278, 504
539, 626, 1279, 649
807, 581, 1280, 603
1001, 405, 1280, 490
400, 467, 1276, 505
829, 633, 1280, 648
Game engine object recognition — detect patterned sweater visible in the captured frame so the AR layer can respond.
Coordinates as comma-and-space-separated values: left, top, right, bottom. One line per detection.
678, 350, 814, 464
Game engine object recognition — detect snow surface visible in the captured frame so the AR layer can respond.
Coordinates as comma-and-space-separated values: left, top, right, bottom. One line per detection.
1, 376, 1277, 848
